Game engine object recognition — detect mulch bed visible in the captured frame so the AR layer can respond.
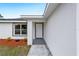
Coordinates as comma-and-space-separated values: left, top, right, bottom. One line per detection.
0, 39, 27, 47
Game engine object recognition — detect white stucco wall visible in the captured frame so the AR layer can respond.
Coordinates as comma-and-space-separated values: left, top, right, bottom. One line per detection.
77, 4, 79, 56
0, 23, 12, 38
45, 4, 76, 56
0, 22, 26, 39
27, 20, 33, 45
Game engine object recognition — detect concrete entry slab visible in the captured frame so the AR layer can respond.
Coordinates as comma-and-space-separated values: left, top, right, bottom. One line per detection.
28, 45, 50, 56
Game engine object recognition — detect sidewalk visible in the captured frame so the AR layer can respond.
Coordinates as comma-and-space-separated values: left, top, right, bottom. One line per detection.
28, 45, 50, 56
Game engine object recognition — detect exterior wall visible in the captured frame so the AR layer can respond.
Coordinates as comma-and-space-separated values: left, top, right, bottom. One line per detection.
27, 20, 32, 45
0, 22, 26, 39
45, 4, 76, 56
77, 4, 79, 56
0, 19, 46, 45
0, 23, 12, 38
44, 22, 47, 40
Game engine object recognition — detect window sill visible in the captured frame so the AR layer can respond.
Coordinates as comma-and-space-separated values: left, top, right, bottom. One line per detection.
12, 34, 27, 37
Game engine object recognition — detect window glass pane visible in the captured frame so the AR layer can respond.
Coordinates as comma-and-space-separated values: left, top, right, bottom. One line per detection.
22, 30, 27, 34
15, 30, 20, 34
14, 23, 27, 35
15, 24, 20, 29
22, 25, 27, 29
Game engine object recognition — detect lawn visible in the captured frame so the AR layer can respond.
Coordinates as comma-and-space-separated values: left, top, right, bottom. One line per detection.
0, 45, 31, 56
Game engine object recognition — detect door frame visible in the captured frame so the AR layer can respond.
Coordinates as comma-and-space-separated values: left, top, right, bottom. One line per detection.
35, 22, 44, 39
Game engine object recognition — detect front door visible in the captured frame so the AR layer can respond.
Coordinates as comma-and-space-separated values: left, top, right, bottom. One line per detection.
35, 23, 44, 39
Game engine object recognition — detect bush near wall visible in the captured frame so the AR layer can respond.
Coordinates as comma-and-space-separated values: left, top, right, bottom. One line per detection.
0, 39, 27, 47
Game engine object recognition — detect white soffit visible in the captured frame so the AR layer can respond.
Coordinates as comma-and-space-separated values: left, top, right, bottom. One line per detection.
21, 15, 44, 18
43, 3, 59, 18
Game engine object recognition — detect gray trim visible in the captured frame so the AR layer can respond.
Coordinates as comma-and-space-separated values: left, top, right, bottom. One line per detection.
0, 18, 46, 21
0, 18, 23, 20
43, 3, 49, 16
45, 42, 53, 56
42, 23, 44, 38
35, 22, 44, 39
43, 39, 53, 56
21, 15, 43, 16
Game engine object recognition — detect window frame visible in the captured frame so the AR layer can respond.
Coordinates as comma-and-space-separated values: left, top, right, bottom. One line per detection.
12, 22, 27, 36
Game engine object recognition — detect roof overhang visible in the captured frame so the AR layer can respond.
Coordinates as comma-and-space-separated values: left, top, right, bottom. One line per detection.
43, 3, 59, 19
20, 3, 59, 19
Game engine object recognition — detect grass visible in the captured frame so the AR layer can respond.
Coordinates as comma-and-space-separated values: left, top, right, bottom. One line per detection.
0, 45, 31, 56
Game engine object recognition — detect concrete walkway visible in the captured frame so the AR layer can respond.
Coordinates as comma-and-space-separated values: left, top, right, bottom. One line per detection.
28, 45, 50, 56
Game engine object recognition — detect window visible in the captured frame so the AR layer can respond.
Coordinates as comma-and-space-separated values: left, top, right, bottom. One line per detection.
13, 23, 27, 36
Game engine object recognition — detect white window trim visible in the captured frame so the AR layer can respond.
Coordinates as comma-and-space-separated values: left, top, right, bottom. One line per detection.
12, 22, 27, 36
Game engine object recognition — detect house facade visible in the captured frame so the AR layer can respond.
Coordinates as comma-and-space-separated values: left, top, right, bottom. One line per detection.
0, 3, 79, 56
0, 17, 46, 45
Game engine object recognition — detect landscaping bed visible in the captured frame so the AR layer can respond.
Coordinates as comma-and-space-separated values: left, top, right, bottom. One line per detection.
0, 39, 27, 47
